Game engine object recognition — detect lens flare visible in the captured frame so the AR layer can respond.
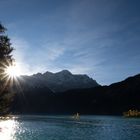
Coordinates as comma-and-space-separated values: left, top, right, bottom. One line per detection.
5, 65, 21, 78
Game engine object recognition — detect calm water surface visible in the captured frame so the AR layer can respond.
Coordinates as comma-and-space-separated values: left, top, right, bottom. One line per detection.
0, 115, 140, 140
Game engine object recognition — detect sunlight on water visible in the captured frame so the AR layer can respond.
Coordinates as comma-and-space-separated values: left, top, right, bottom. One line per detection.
0, 116, 139, 140
0, 119, 18, 140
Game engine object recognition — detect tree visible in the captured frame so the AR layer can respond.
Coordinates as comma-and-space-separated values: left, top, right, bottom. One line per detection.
0, 23, 14, 115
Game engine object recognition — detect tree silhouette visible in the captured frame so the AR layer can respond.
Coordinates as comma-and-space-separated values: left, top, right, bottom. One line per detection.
0, 23, 14, 115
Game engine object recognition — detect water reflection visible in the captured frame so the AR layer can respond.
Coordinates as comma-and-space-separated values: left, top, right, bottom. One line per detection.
0, 118, 19, 140
0, 116, 139, 140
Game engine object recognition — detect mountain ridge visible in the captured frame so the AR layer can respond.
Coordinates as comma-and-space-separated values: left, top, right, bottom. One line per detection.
12, 73, 140, 115
19, 70, 99, 92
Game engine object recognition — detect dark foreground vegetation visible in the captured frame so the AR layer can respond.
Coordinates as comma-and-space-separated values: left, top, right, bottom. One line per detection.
0, 23, 14, 115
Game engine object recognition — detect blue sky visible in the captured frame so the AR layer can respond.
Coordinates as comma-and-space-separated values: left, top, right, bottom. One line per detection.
0, 0, 140, 85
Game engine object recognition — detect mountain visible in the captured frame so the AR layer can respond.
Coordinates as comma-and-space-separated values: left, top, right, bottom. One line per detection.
12, 73, 140, 115
19, 70, 99, 92
56, 74, 140, 115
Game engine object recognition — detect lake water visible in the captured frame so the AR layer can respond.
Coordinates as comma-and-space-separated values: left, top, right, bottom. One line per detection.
0, 115, 140, 140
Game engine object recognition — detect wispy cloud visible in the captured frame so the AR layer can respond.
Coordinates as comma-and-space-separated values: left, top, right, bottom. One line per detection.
41, 42, 65, 61
10, 37, 67, 75
10, 37, 34, 75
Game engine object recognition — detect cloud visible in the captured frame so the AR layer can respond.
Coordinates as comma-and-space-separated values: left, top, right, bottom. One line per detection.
41, 42, 65, 61
10, 37, 34, 75
10, 36, 67, 75
68, 64, 92, 75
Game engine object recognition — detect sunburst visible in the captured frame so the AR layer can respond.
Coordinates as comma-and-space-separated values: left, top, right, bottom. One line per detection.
5, 64, 21, 78
0, 60, 22, 92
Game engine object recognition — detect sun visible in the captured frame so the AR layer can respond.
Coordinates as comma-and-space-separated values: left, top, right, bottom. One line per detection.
5, 64, 21, 78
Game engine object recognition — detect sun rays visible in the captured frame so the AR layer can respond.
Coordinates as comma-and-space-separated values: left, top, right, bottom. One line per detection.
0, 60, 23, 94
5, 64, 21, 78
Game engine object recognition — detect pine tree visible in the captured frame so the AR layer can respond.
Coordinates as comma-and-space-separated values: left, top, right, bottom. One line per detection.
0, 23, 14, 115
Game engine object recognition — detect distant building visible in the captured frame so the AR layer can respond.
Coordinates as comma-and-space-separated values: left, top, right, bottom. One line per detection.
123, 109, 140, 117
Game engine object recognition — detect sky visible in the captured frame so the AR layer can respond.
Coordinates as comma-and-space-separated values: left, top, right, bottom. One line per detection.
0, 0, 140, 85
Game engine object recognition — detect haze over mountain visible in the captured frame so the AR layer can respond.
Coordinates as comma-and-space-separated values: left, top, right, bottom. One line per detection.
18, 70, 99, 92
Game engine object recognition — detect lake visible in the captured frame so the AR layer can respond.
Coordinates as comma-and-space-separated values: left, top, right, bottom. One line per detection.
0, 115, 140, 140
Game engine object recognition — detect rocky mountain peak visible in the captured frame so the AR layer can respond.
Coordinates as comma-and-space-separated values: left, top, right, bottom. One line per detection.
20, 70, 99, 92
